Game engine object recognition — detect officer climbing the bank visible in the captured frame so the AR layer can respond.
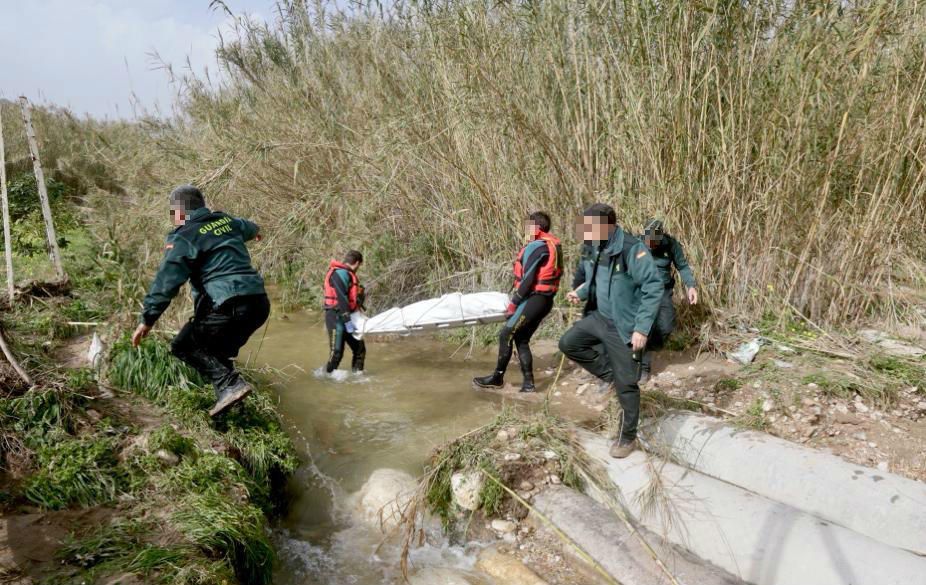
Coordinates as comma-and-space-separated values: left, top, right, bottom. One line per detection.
474, 211, 563, 393
323, 250, 367, 374
639, 218, 698, 383
131, 185, 270, 417
561, 203, 663, 458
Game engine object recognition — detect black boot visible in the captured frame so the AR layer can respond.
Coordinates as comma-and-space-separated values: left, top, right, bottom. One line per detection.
639, 362, 651, 385
520, 371, 536, 393
473, 370, 505, 389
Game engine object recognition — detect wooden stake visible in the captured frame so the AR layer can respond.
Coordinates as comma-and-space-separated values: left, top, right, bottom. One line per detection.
0, 106, 14, 301
19, 97, 65, 282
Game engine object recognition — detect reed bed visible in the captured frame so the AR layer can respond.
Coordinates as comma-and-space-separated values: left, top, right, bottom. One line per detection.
7, 0, 926, 329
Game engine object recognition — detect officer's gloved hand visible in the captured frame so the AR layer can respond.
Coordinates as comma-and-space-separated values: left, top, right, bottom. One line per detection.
345, 321, 356, 334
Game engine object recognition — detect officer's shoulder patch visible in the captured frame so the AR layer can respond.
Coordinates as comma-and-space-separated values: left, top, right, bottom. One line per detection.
635, 250, 648, 259
165, 243, 174, 251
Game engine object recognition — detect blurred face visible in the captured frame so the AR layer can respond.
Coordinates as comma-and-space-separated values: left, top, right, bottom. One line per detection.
577, 215, 612, 243
170, 205, 187, 226
644, 232, 664, 249
524, 220, 541, 239
348, 261, 362, 272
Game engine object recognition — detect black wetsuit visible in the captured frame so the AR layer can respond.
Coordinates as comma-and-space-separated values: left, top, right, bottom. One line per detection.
324, 267, 366, 373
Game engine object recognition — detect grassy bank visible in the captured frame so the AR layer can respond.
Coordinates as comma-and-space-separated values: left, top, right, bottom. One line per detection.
0, 201, 297, 583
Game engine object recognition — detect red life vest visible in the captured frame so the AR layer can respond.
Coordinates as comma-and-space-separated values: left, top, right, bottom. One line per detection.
513, 232, 563, 294
323, 260, 361, 311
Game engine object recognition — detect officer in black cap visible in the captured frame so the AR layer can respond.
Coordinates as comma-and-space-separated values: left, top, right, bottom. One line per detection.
640, 218, 698, 383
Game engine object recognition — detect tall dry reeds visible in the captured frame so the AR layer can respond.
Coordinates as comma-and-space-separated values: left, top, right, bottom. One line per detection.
81, 0, 926, 328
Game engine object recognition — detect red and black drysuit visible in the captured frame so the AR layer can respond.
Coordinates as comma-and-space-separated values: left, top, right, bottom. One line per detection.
323, 261, 366, 373
492, 232, 563, 383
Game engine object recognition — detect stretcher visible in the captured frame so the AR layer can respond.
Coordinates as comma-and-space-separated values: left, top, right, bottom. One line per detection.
350, 292, 509, 339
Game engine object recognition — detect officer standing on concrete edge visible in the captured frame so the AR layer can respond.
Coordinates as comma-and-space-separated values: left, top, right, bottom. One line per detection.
131, 185, 270, 417
561, 203, 663, 458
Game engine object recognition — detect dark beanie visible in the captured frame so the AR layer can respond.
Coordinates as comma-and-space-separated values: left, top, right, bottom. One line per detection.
169, 185, 205, 210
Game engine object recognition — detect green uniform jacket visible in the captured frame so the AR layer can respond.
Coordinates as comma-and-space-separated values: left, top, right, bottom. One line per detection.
576, 228, 664, 343
141, 207, 265, 326
647, 234, 697, 290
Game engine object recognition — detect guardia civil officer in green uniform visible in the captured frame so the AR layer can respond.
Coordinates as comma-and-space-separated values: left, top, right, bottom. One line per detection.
639, 218, 698, 383
131, 185, 270, 417
561, 203, 663, 458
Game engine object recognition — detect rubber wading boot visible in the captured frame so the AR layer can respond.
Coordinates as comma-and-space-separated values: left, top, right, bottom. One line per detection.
473, 371, 505, 389
209, 379, 253, 417
609, 438, 637, 459
519, 370, 536, 393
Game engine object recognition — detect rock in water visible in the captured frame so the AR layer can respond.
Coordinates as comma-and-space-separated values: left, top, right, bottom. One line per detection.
451, 471, 484, 511
355, 468, 417, 533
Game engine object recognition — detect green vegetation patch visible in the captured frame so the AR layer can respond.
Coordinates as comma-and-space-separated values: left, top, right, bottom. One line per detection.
57, 518, 235, 585
24, 436, 123, 510
148, 424, 197, 458
423, 409, 585, 531
868, 355, 926, 390
108, 336, 204, 402
735, 398, 770, 432
172, 492, 274, 585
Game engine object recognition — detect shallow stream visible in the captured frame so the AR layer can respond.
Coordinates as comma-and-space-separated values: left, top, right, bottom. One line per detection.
244, 311, 510, 584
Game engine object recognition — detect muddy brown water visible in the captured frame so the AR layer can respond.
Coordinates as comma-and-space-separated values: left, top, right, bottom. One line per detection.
244, 311, 532, 584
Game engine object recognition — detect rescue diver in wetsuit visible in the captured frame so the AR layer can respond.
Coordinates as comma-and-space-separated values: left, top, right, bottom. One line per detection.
473, 211, 563, 393
323, 250, 367, 373
131, 185, 270, 417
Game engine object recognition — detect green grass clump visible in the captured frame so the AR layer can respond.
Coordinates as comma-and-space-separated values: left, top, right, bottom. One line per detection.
108, 336, 204, 402
0, 387, 75, 437
148, 424, 196, 458
159, 453, 247, 497
868, 355, 926, 389
714, 378, 743, 394
24, 436, 122, 509
802, 372, 863, 401
64, 368, 97, 393
172, 492, 274, 585
478, 463, 505, 516
58, 519, 235, 585
735, 399, 770, 432
664, 330, 695, 352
